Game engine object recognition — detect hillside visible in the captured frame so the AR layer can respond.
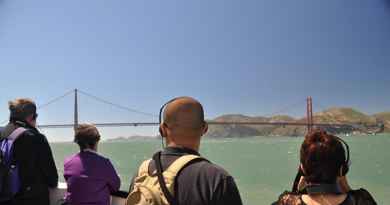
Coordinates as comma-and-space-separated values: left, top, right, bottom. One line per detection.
205, 107, 387, 138
373, 112, 390, 132
314, 107, 376, 124
105, 135, 158, 141
374, 112, 390, 120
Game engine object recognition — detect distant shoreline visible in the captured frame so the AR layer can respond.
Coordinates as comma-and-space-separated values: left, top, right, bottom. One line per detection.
49, 133, 389, 144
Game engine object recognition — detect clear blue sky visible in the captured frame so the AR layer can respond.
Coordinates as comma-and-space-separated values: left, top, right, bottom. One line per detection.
1, 0, 390, 141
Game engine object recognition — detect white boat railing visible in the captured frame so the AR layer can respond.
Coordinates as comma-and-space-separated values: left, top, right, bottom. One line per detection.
50, 182, 127, 205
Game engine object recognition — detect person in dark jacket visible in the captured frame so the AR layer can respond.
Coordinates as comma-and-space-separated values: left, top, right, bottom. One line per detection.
0, 98, 58, 205
63, 123, 121, 205
272, 130, 376, 205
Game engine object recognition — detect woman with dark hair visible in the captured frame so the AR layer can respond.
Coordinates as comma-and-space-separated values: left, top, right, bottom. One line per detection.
63, 124, 121, 205
272, 130, 376, 205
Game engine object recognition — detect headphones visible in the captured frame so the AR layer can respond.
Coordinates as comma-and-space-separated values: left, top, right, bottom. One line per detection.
335, 136, 350, 176
158, 97, 182, 147
292, 135, 351, 193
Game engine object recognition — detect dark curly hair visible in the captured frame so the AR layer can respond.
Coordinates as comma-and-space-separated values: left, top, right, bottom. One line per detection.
300, 130, 346, 184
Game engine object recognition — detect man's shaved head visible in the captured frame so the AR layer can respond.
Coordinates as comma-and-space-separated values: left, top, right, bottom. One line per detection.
163, 97, 205, 132
160, 96, 207, 151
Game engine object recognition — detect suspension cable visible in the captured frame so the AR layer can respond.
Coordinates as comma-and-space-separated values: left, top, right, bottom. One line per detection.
0, 89, 74, 125
263, 100, 305, 118
77, 89, 158, 118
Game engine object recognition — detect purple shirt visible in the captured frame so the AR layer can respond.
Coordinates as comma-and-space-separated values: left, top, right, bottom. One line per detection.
64, 151, 121, 205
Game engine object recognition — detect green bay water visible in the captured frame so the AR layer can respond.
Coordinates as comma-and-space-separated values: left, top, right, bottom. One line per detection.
51, 135, 390, 205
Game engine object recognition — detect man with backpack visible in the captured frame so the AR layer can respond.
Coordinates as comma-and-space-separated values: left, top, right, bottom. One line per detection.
127, 97, 243, 205
0, 98, 58, 205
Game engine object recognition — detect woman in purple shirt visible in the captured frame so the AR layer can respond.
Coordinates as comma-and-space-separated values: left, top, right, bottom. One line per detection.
63, 124, 121, 205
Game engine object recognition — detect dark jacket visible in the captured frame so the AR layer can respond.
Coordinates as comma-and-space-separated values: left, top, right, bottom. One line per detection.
272, 189, 377, 205
130, 147, 243, 205
1, 122, 58, 205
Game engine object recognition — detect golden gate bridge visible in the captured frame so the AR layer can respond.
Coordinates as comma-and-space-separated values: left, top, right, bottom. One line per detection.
1, 89, 383, 134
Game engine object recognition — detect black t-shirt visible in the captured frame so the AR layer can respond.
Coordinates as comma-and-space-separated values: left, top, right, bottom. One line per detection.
130, 147, 243, 205
272, 189, 377, 205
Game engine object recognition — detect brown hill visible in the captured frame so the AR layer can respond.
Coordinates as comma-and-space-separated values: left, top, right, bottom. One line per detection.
205, 107, 386, 138
314, 107, 376, 124
373, 112, 390, 132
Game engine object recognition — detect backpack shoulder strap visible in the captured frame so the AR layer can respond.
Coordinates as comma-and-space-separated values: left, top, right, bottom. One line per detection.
152, 152, 205, 205
137, 159, 152, 176
7, 127, 27, 141
164, 154, 203, 177
153, 152, 176, 205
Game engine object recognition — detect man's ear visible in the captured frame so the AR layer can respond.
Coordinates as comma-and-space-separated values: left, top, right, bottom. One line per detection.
25, 114, 35, 124
26, 114, 33, 121
159, 123, 165, 138
160, 123, 169, 138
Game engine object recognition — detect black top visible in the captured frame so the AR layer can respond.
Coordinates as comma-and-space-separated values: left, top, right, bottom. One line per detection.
130, 146, 243, 205
272, 189, 377, 205
1, 123, 58, 205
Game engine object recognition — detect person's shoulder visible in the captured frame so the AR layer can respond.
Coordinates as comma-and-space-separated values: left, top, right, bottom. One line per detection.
91, 151, 111, 161
19, 128, 36, 138
202, 160, 230, 176
100, 154, 114, 165
86, 151, 114, 167
22, 128, 47, 142
272, 191, 302, 205
13, 128, 37, 143
349, 188, 377, 204
186, 157, 231, 179
64, 153, 80, 166
93, 154, 118, 174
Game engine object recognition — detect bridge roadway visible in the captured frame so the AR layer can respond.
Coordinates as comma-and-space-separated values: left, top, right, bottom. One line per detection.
37, 121, 351, 129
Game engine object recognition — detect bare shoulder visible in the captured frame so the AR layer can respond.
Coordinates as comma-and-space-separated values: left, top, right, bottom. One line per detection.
272, 191, 303, 205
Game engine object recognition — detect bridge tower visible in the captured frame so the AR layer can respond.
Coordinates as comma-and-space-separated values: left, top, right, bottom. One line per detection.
74, 89, 79, 132
306, 96, 313, 133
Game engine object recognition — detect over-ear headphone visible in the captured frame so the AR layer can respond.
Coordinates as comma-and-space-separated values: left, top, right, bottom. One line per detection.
335, 136, 350, 176
158, 97, 182, 147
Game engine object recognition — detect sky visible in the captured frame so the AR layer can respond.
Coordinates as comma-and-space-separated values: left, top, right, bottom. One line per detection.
1, 0, 390, 141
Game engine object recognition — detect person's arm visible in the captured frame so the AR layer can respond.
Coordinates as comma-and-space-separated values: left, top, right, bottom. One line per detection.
37, 134, 59, 188
213, 176, 243, 205
105, 159, 121, 193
